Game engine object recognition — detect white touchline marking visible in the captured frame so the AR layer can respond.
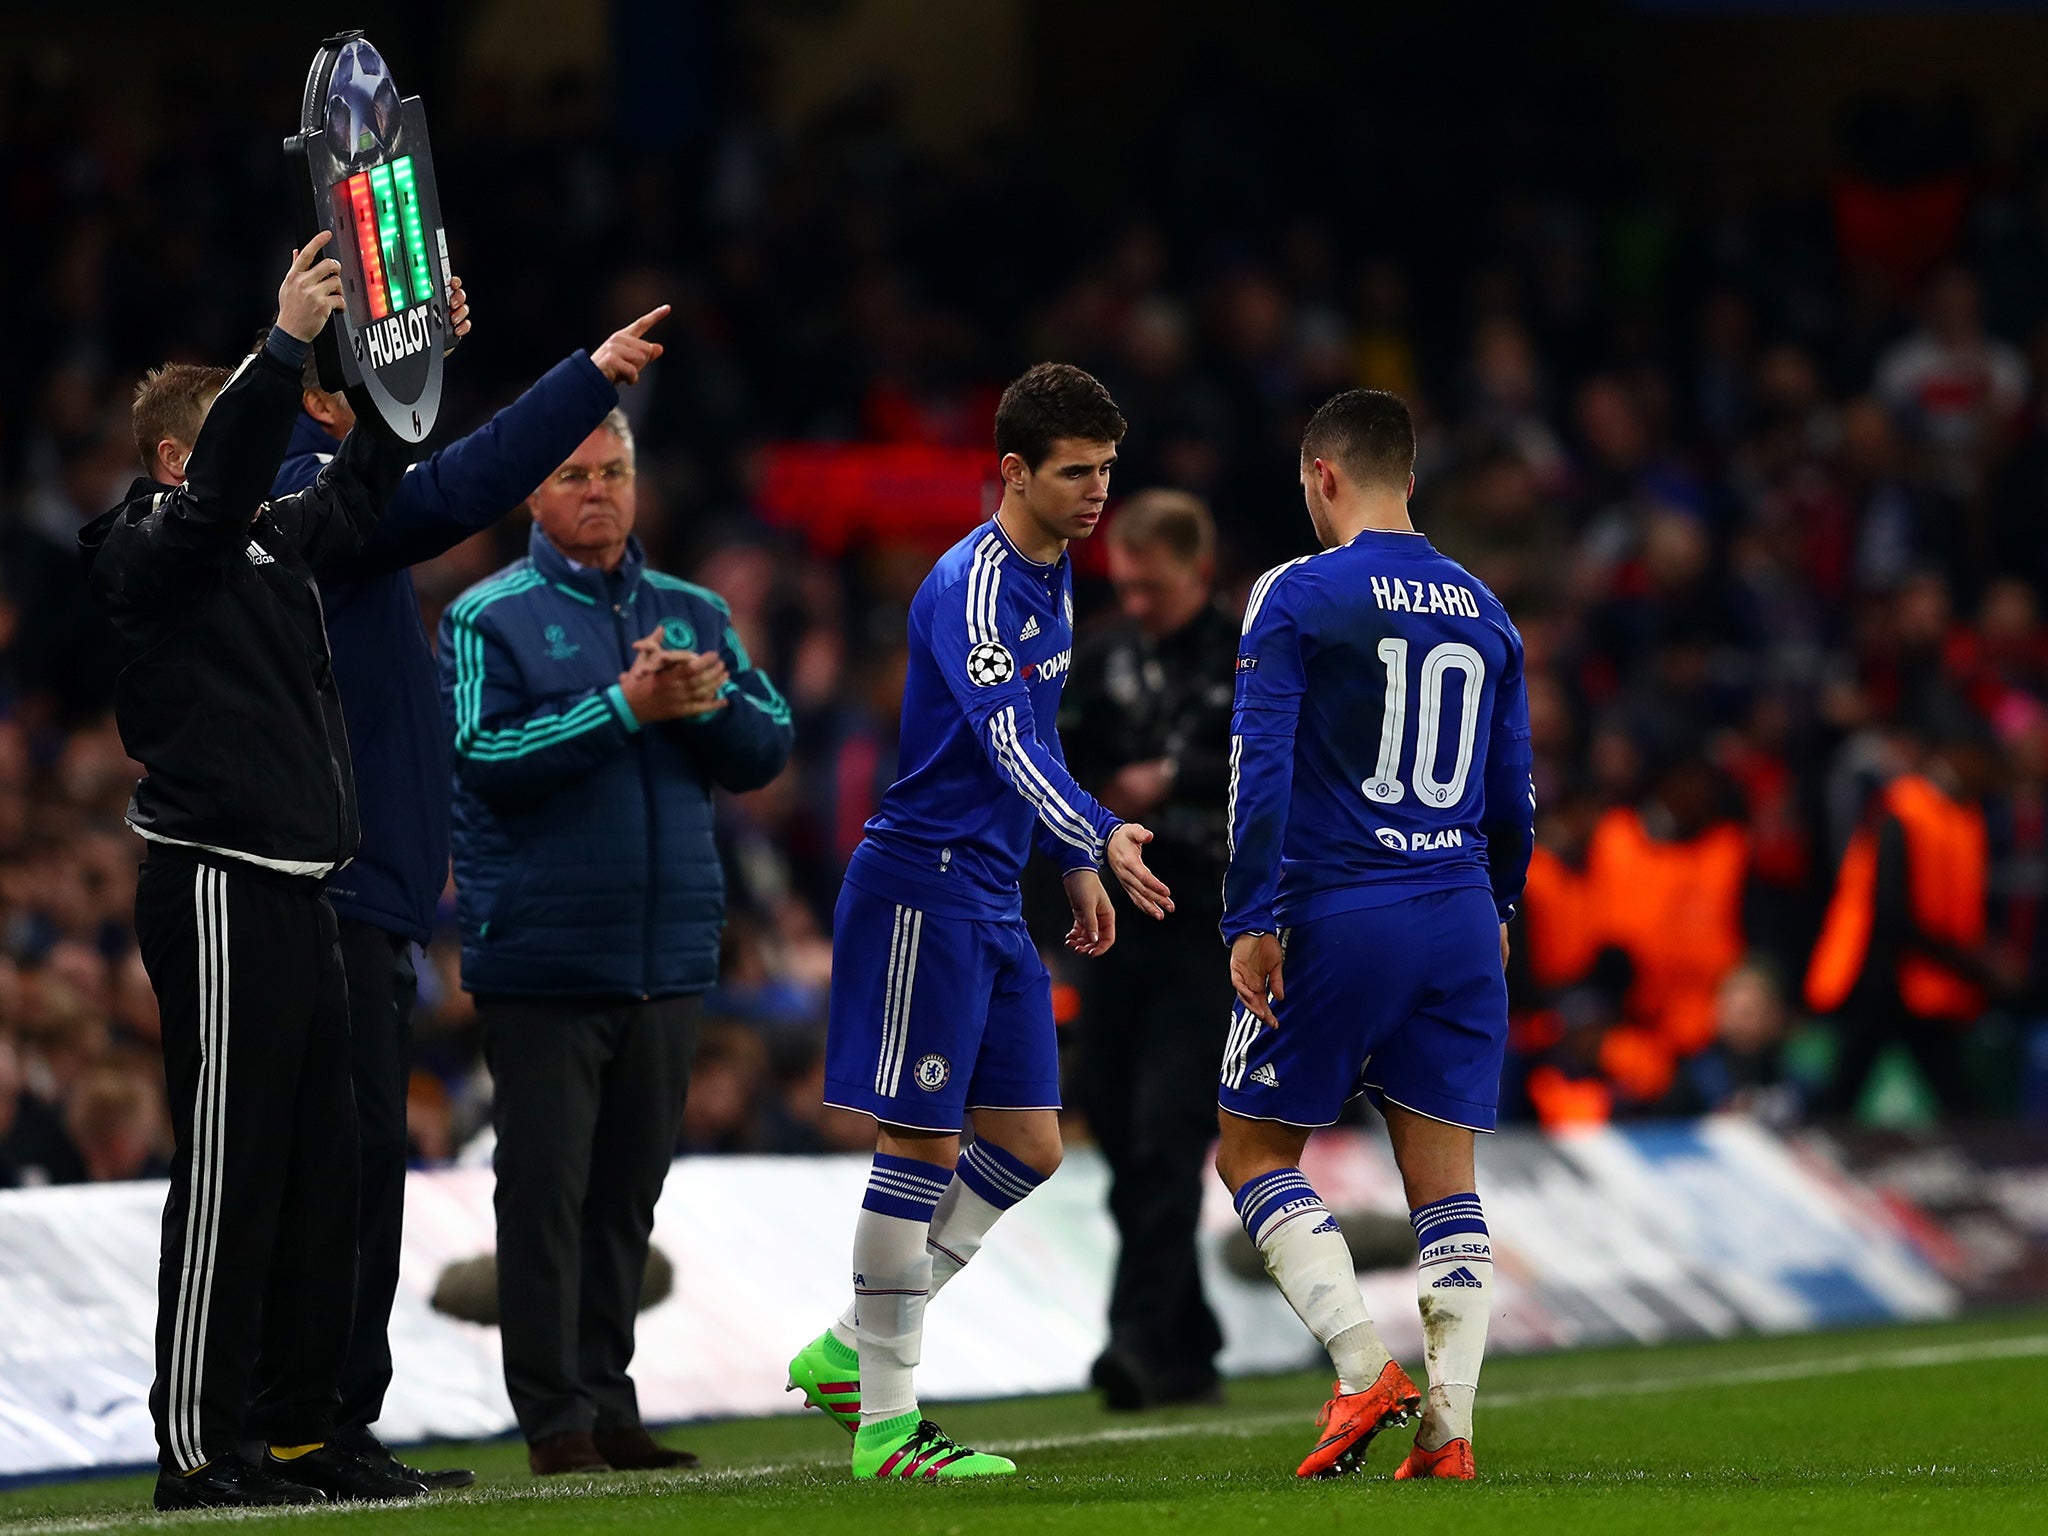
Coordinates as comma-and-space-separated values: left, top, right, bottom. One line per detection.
1482, 1332, 2048, 1408
8, 1333, 2045, 1530
995, 1333, 2048, 1453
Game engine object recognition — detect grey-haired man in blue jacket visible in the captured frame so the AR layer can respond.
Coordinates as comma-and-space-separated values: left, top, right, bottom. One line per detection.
441, 411, 792, 1476
265, 296, 671, 1488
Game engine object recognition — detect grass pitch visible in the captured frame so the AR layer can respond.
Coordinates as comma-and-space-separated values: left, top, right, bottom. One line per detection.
3, 1311, 2044, 1536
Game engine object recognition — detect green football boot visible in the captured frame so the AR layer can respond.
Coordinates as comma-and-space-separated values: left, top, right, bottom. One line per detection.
850, 1412, 1016, 1480
786, 1331, 863, 1435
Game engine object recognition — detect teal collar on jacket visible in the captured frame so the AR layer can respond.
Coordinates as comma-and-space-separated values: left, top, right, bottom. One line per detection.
528, 524, 645, 607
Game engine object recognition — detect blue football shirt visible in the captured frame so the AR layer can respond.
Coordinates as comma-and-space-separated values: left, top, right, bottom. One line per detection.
847, 519, 1122, 921
1222, 530, 1534, 942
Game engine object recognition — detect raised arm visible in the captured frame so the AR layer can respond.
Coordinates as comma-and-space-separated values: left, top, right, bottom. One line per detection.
352, 306, 663, 574
92, 238, 347, 603
263, 399, 411, 575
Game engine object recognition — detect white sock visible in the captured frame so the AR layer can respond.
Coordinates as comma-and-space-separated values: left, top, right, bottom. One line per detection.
1235, 1167, 1390, 1394
831, 1138, 1048, 1346
849, 1153, 950, 1428
1409, 1191, 1494, 1449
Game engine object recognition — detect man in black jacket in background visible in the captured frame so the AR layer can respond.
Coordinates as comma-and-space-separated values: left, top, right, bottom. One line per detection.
1059, 490, 1240, 1409
77, 233, 425, 1511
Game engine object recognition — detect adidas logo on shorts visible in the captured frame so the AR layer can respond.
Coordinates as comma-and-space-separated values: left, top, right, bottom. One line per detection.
1249, 1063, 1279, 1088
1019, 614, 1041, 641
1432, 1266, 1483, 1289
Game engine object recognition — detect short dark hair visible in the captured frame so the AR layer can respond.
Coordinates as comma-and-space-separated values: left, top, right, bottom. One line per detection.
1301, 388, 1416, 491
1107, 488, 1216, 566
994, 362, 1127, 470
131, 363, 231, 473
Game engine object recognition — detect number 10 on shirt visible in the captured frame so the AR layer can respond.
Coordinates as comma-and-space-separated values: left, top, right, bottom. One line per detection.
1361, 639, 1486, 808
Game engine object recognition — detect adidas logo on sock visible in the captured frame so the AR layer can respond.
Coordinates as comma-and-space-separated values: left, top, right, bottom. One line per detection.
1019, 614, 1041, 640
1432, 1266, 1483, 1289
246, 541, 275, 566
1311, 1214, 1341, 1235
1249, 1063, 1280, 1088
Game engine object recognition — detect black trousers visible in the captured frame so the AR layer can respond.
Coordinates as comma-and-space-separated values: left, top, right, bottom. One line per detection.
135, 849, 358, 1472
480, 994, 699, 1443
335, 921, 415, 1430
1073, 911, 1231, 1384
1824, 994, 1976, 1117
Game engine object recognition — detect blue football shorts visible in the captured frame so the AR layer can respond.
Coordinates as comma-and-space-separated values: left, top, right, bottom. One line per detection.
823, 879, 1061, 1133
1218, 885, 1509, 1132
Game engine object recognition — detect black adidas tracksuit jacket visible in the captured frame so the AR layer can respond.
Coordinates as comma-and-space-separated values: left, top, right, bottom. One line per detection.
79, 330, 407, 1471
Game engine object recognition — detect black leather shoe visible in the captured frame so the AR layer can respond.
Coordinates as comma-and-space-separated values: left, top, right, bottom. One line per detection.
1090, 1347, 1224, 1411
332, 1427, 476, 1491
154, 1459, 329, 1510
263, 1443, 429, 1502
1091, 1346, 1155, 1411
593, 1425, 700, 1470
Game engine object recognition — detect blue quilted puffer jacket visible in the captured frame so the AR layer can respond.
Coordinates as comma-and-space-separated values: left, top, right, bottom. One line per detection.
440, 526, 793, 999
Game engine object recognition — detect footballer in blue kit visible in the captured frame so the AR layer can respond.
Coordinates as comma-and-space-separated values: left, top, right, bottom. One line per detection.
1214, 390, 1534, 1483
787, 365, 1174, 1481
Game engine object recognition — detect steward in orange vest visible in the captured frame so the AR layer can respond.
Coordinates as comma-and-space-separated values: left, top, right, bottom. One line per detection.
1805, 738, 1996, 1115
1583, 761, 1750, 1060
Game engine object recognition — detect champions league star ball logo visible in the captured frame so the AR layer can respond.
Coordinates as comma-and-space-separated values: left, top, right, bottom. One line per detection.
291, 30, 451, 443
966, 641, 1015, 688
325, 40, 401, 168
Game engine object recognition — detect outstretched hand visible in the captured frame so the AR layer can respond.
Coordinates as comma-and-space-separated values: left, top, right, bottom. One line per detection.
1104, 823, 1174, 920
593, 305, 670, 386
1230, 931, 1285, 1029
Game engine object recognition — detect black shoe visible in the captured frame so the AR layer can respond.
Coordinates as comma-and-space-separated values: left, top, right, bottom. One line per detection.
333, 1426, 476, 1491
1091, 1348, 1223, 1411
263, 1443, 430, 1502
154, 1458, 329, 1510
1090, 1346, 1155, 1411
594, 1425, 701, 1470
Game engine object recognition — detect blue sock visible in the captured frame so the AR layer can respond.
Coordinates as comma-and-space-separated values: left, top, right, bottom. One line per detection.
1409, 1192, 1489, 1266
1233, 1166, 1335, 1247
926, 1138, 1049, 1288
861, 1151, 950, 1222
954, 1138, 1044, 1211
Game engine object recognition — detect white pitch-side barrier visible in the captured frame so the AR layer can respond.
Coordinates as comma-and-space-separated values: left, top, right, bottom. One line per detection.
0, 1118, 1950, 1480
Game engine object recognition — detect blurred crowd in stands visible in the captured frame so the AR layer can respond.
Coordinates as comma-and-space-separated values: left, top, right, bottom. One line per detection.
4, 49, 2048, 1183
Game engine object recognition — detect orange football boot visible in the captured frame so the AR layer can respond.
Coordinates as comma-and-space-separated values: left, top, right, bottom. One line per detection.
1394, 1437, 1476, 1480
1295, 1361, 1423, 1478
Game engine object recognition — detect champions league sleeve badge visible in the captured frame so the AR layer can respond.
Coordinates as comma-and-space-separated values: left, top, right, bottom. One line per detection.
284, 32, 454, 443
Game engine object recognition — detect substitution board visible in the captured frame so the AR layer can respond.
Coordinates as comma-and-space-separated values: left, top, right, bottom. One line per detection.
284, 32, 455, 443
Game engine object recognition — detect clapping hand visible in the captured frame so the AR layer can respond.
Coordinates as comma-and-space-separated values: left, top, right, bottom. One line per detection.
617, 626, 729, 722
